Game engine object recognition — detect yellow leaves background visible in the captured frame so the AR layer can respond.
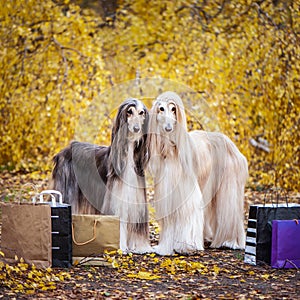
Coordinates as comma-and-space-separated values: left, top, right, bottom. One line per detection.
0, 0, 299, 190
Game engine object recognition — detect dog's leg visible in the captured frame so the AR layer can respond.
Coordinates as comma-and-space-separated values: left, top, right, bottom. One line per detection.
203, 195, 219, 245
210, 179, 246, 250
173, 189, 205, 254
126, 221, 152, 254
119, 222, 128, 253
153, 219, 175, 256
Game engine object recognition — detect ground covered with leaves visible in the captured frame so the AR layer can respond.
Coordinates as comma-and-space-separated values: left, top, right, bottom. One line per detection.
0, 171, 299, 299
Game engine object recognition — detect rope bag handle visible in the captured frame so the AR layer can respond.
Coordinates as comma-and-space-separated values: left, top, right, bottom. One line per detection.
72, 219, 98, 246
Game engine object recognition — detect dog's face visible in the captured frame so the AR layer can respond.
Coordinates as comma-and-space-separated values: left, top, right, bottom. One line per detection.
155, 100, 177, 133
113, 98, 148, 144
126, 100, 147, 135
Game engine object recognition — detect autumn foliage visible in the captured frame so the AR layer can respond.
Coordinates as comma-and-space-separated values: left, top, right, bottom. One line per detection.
0, 0, 299, 191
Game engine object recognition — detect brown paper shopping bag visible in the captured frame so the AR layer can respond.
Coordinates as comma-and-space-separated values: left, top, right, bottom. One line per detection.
1, 203, 52, 268
72, 214, 120, 257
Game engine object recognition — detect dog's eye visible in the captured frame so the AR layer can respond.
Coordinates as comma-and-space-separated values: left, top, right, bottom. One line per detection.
127, 109, 133, 116
159, 107, 164, 112
171, 106, 176, 113
139, 110, 145, 116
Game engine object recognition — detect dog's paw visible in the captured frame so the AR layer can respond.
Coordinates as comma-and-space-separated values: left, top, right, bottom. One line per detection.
152, 245, 174, 256
222, 241, 245, 250
130, 245, 153, 254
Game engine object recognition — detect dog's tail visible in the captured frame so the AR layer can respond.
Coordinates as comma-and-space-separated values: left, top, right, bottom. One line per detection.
190, 130, 248, 249
51, 142, 105, 214
51, 144, 79, 206
208, 132, 248, 249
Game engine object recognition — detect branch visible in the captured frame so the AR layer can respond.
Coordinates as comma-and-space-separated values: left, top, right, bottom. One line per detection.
249, 136, 271, 152
51, 37, 87, 58
51, 37, 69, 97
252, 2, 279, 29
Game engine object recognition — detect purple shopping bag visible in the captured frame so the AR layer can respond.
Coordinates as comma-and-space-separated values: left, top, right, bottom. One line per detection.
244, 203, 300, 265
271, 220, 300, 268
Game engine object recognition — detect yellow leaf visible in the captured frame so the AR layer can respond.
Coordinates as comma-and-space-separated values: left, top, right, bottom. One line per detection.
73, 260, 79, 266
105, 250, 117, 256
213, 265, 220, 275
112, 259, 119, 268
137, 271, 161, 280
261, 274, 270, 280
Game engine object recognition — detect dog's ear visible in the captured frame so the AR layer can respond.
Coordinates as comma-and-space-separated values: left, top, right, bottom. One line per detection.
111, 102, 128, 143
174, 102, 184, 127
134, 105, 149, 176
142, 105, 149, 137
172, 96, 187, 130
109, 102, 130, 176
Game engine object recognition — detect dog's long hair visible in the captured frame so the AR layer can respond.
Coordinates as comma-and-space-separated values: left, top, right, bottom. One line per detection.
150, 91, 248, 251
189, 130, 248, 249
148, 92, 205, 255
52, 98, 152, 253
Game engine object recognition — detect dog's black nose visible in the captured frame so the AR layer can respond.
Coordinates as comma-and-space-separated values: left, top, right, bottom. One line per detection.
165, 124, 172, 132
133, 125, 140, 133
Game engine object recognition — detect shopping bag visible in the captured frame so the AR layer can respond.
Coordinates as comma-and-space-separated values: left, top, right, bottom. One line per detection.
271, 219, 300, 268
1, 202, 52, 268
34, 190, 72, 268
72, 214, 120, 257
244, 203, 300, 265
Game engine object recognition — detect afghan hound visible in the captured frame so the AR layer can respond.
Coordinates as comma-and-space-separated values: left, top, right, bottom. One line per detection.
148, 94, 205, 255
149, 91, 248, 253
52, 98, 152, 254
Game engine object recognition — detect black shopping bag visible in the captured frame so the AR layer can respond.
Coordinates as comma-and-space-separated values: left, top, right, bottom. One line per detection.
244, 202, 300, 265
34, 190, 72, 268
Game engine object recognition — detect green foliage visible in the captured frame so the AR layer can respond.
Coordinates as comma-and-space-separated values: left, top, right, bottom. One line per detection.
0, 0, 299, 190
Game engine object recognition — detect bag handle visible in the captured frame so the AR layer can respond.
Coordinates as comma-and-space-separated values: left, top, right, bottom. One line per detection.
16, 183, 39, 203
33, 190, 63, 207
32, 193, 56, 206
72, 220, 98, 246
263, 188, 289, 207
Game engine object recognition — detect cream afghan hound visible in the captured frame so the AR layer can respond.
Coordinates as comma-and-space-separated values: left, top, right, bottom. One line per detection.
52, 98, 152, 254
148, 94, 205, 255
149, 91, 248, 252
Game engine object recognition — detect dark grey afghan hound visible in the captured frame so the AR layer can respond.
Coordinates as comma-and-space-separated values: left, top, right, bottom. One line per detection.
52, 99, 152, 253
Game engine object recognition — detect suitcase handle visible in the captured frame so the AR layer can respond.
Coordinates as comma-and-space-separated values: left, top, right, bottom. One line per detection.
72, 220, 97, 246
32, 193, 56, 206
37, 190, 63, 206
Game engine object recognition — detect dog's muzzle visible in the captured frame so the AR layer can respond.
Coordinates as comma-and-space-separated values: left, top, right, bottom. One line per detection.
133, 125, 140, 133
165, 123, 173, 132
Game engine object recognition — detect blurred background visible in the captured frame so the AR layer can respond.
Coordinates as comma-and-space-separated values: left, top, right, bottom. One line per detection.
0, 0, 299, 191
